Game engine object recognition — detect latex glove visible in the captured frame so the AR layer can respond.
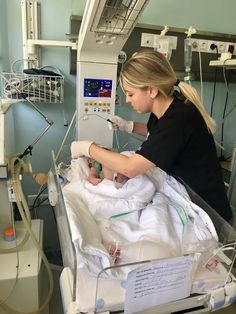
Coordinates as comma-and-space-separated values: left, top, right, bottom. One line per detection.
71, 141, 93, 158
110, 115, 134, 133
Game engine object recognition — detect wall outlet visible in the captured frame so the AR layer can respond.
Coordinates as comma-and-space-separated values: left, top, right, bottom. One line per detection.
141, 33, 154, 47
27, 194, 49, 207
199, 40, 208, 52
190, 38, 236, 54
218, 42, 226, 53
141, 33, 178, 50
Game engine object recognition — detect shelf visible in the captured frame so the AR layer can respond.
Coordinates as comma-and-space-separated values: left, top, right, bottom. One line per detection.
209, 59, 236, 68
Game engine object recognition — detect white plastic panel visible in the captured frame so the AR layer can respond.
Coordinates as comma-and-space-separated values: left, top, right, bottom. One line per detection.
76, 61, 117, 148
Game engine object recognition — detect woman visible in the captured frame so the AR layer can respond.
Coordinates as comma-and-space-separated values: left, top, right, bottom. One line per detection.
71, 50, 232, 221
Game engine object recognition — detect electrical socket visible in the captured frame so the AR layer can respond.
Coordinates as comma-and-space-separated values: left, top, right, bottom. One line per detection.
27, 194, 49, 207
227, 43, 235, 54
141, 33, 154, 47
199, 40, 208, 52
153, 35, 178, 50
191, 38, 236, 54
218, 42, 226, 53
191, 38, 211, 52
141, 34, 236, 55
207, 41, 220, 52
141, 33, 178, 50
191, 40, 198, 50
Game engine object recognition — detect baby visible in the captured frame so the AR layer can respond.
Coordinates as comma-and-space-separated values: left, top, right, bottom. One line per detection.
87, 157, 128, 185
70, 141, 132, 185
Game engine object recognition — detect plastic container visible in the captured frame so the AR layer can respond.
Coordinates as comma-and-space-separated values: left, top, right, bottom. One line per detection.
4, 227, 16, 241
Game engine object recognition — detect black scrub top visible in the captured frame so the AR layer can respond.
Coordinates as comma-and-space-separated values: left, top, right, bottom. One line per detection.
136, 96, 232, 221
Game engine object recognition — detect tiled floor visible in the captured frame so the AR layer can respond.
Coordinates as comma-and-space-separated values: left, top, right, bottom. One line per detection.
215, 302, 236, 313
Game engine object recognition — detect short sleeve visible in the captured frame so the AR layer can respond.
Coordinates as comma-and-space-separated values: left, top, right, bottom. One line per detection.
136, 118, 186, 171
136, 106, 193, 171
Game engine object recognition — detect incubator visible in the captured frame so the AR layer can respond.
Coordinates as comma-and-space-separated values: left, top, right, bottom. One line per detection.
50, 150, 236, 314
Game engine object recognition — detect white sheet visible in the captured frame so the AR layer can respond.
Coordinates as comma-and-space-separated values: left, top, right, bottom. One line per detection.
61, 157, 223, 312
63, 158, 218, 277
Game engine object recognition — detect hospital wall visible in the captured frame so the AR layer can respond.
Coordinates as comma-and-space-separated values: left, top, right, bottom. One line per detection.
0, 0, 236, 253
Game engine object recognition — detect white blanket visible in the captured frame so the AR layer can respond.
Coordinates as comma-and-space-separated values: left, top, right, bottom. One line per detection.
63, 157, 219, 279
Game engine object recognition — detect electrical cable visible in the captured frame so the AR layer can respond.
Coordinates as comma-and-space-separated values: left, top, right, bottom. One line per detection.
220, 70, 230, 160
4, 76, 62, 103
4, 60, 63, 103
222, 63, 236, 120
50, 205, 57, 223
209, 45, 219, 117
10, 59, 38, 74
1, 68, 54, 162
31, 185, 48, 219
198, 48, 204, 102
220, 76, 229, 161
213, 60, 235, 158
216, 61, 236, 159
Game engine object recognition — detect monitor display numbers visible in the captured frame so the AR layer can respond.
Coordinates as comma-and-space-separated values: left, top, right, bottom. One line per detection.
84, 78, 112, 98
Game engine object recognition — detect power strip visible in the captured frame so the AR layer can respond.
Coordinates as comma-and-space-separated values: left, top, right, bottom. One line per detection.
190, 38, 236, 54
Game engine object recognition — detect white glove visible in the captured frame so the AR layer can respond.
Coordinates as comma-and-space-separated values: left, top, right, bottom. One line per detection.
110, 115, 134, 133
71, 141, 93, 158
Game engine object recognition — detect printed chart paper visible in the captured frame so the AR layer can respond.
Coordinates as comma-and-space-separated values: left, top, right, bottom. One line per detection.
124, 255, 193, 313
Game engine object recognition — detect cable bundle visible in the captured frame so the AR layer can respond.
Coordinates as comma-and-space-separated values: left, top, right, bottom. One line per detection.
1, 66, 64, 103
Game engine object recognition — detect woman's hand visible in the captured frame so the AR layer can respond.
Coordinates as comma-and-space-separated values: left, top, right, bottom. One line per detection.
110, 115, 134, 133
70, 141, 93, 158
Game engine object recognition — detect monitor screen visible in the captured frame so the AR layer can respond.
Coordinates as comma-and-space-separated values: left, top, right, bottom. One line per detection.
84, 78, 112, 97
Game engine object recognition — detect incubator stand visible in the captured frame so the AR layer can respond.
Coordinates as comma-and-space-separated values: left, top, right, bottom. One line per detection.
50, 151, 236, 314
0, 219, 48, 314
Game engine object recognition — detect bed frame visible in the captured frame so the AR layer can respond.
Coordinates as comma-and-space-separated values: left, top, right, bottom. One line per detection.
50, 151, 236, 314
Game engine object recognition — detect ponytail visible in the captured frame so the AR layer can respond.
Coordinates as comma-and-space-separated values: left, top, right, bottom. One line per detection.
178, 81, 216, 134
121, 50, 216, 134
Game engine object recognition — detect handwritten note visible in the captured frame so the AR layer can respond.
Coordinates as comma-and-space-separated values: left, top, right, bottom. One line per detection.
124, 255, 193, 314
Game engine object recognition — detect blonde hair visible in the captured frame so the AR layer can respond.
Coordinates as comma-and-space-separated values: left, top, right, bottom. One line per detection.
120, 50, 216, 134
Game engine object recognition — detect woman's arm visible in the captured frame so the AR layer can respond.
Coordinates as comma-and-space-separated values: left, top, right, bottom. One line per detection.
132, 122, 148, 137
111, 116, 148, 137
89, 144, 155, 178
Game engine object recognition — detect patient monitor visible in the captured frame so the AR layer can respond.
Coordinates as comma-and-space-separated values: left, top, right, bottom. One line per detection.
76, 0, 148, 148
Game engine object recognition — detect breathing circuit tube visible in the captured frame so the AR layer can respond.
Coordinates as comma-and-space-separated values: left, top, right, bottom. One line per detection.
0, 156, 53, 314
